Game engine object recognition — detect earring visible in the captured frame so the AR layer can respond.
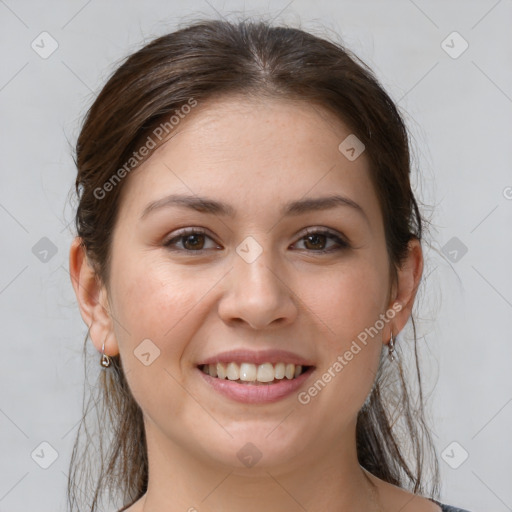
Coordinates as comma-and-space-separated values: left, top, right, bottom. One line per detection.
388, 333, 396, 361
100, 337, 112, 368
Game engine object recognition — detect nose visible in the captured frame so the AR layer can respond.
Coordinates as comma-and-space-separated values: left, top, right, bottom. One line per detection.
217, 245, 298, 330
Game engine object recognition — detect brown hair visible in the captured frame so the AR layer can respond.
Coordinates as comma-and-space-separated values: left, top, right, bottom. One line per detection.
67, 16, 440, 511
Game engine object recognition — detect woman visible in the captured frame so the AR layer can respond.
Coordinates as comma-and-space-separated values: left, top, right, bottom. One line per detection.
67, 18, 472, 512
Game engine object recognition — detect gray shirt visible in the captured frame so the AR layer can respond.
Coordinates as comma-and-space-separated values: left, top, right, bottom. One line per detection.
429, 498, 472, 512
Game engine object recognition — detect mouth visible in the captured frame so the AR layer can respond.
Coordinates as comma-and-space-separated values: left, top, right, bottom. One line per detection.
196, 349, 316, 403
196, 354, 316, 403
198, 361, 314, 385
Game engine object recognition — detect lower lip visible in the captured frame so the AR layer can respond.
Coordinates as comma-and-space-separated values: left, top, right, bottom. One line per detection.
196, 366, 315, 404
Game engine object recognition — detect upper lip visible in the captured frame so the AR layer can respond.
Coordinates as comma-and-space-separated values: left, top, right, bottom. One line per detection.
197, 349, 315, 367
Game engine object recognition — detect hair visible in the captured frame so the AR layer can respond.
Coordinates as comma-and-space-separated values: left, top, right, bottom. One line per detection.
67, 16, 440, 511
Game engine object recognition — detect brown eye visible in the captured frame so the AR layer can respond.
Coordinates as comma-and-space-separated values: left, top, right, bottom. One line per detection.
303, 233, 327, 251
164, 228, 218, 253
294, 229, 349, 254
181, 233, 206, 250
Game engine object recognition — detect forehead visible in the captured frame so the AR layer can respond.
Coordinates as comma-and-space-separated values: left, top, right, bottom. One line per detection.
117, 95, 382, 229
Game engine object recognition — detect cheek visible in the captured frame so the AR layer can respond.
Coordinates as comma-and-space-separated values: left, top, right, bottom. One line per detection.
296, 267, 386, 427
296, 256, 387, 407
109, 263, 207, 419
113, 265, 201, 345
110, 257, 227, 372
107, 258, 179, 372
301, 258, 389, 345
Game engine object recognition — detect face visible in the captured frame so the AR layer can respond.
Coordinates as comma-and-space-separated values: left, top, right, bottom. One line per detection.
89, 96, 402, 473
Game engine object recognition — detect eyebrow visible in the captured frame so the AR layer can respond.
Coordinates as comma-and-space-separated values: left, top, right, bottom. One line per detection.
139, 193, 369, 225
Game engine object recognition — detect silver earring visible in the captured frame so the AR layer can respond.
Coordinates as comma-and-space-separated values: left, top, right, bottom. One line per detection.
101, 338, 112, 368
388, 333, 396, 361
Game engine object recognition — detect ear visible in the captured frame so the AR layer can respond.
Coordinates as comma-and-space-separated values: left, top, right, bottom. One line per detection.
69, 237, 119, 357
384, 237, 424, 345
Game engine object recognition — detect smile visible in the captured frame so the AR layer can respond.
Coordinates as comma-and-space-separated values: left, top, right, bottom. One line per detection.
196, 363, 315, 404
199, 362, 309, 384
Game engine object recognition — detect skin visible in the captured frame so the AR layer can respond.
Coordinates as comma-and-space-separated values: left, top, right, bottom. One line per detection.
69, 96, 440, 512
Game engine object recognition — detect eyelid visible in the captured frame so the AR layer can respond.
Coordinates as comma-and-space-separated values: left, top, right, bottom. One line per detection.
298, 226, 348, 242
293, 227, 350, 252
163, 226, 216, 246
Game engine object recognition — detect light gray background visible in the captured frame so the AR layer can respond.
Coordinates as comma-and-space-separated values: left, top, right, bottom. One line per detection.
1, 1, 511, 511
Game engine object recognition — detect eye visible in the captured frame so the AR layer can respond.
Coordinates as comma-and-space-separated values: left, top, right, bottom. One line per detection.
163, 228, 219, 254
293, 228, 349, 254
163, 227, 349, 255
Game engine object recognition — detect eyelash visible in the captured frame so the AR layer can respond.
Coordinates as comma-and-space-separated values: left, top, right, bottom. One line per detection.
163, 227, 349, 255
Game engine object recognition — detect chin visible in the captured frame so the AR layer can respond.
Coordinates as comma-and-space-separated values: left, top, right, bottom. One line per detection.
198, 424, 309, 472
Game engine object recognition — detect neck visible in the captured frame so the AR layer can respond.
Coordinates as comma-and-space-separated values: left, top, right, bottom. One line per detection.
137, 418, 384, 512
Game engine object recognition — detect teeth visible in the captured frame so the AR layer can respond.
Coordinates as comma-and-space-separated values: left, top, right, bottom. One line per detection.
274, 362, 285, 379
240, 362, 257, 381
201, 362, 306, 383
226, 362, 239, 380
256, 362, 274, 382
216, 362, 227, 379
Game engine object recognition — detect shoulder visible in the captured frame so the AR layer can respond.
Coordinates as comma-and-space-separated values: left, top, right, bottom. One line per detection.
360, 469, 470, 512
361, 471, 439, 512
